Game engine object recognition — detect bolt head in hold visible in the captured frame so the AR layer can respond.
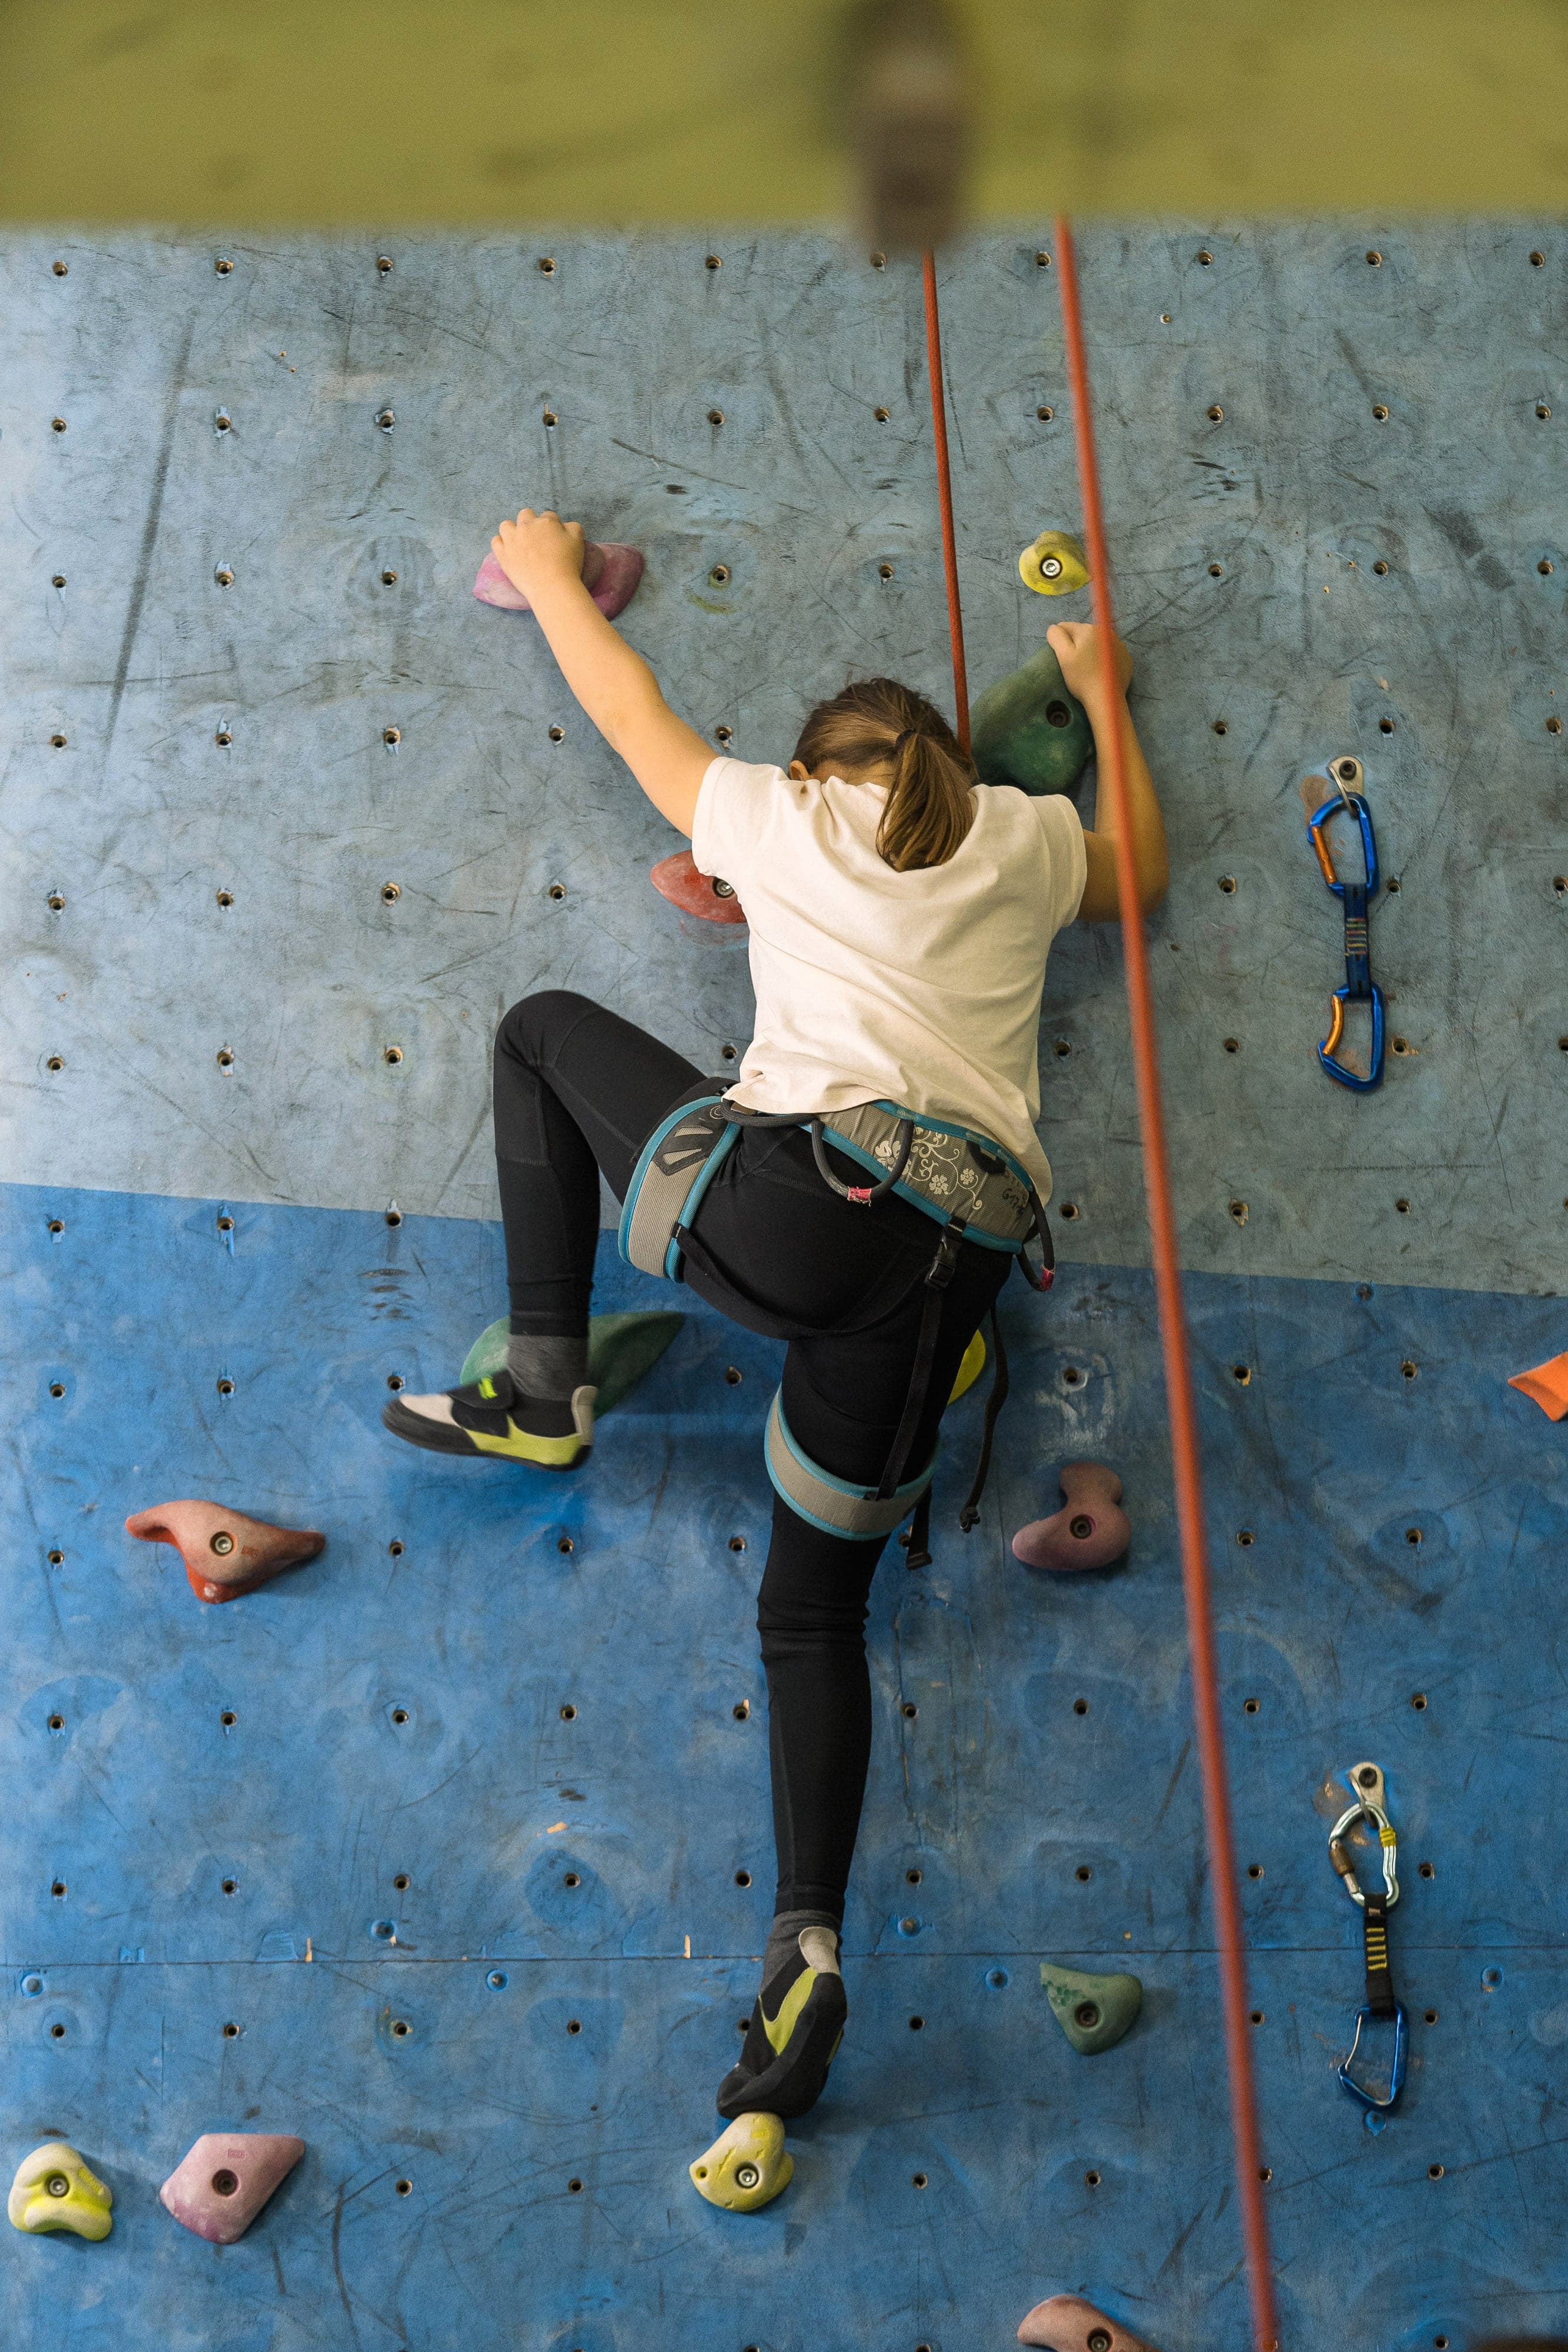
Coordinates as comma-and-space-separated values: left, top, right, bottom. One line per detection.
126, 1498, 325, 1603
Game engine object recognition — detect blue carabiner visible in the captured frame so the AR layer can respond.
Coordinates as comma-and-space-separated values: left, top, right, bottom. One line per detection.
1338, 1999, 1407, 2128
1308, 787, 1385, 1091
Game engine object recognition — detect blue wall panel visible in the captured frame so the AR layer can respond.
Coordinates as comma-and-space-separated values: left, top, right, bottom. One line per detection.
4, 1184, 1567, 2346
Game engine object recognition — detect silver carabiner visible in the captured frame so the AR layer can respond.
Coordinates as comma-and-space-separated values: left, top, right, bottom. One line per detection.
1328, 1759, 1399, 1909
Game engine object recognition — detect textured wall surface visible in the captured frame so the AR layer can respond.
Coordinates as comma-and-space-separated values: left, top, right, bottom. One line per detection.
6, 227, 1566, 1290
2, 230, 1567, 2351
4, 1187, 1567, 2348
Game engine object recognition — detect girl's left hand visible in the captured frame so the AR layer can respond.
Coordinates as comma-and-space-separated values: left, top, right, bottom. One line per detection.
492, 509, 588, 601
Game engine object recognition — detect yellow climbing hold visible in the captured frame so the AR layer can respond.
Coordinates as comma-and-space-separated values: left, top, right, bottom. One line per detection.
8, 2142, 113, 2240
689, 2111, 793, 2212
949, 1328, 986, 1404
1019, 529, 1091, 596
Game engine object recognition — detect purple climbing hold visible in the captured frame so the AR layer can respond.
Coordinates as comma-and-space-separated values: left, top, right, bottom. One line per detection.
1012, 1462, 1130, 1572
1018, 2291, 1165, 2351
474, 540, 643, 621
159, 2133, 304, 2244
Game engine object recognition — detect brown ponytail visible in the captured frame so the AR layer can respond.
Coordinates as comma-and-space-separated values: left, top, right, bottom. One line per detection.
790, 677, 976, 871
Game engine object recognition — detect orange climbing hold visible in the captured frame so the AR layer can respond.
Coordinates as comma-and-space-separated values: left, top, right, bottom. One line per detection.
1509, 1349, 1568, 1419
1018, 2293, 1165, 2351
125, 1501, 325, 1603
650, 848, 746, 924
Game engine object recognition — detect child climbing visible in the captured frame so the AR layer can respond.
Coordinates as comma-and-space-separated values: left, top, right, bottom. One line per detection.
385, 507, 1168, 2121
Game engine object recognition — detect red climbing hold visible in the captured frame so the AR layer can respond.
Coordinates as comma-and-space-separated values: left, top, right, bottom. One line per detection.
650, 848, 747, 924
1012, 1462, 1129, 1572
160, 2132, 305, 2243
1018, 2293, 1164, 2351
125, 1501, 325, 1603
473, 540, 643, 621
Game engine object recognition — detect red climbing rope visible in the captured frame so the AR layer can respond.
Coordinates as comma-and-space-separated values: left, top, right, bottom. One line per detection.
1052, 218, 1281, 2352
922, 249, 971, 753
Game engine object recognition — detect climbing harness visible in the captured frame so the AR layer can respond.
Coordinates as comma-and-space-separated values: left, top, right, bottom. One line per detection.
1328, 1758, 1406, 2129
618, 1081, 1053, 1559
1308, 755, 1385, 1091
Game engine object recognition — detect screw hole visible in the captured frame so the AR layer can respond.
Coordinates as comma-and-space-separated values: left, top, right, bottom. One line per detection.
48, 1549, 64, 1565
49, 2022, 66, 2037
1219, 874, 1236, 893
1037, 404, 1054, 420
556, 1535, 574, 1555
383, 1047, 403, 1065
902, 1701, 918, 1719
1391, 1034, 1410, 1054
1259, 2166, 1272, 2184
560, 1703, 577, 1720
215, 727, 232, 745
1072, 1698, 1089, 1716
1206, 405, 1223, 422
1223, 1035, 1240, 1053
48, 1381, 65, 1398
1209, 562, 1224, 577
1059, 1201, 1079, 1220
734, 1869, 751, 1887
221, 1877, 237, 1895
1366, 249, 1383, 265
385, 1208, 403, 1227
706, 407, 724, 426
725, 1366, 743, 1385
1075, 1865, 1092, 1882
878, 561, 895, 579
1405, 1526, 1423, 1545
220, 1710, 236, 1726
381, 567, 397, 585
51, 416, 67, 432
733, 1700, 750, 1719
1035, 250, 1052, 268
391, 1708, 409, 1725
564, 1871, 580, 1888
49, 731, 68, 748
1063, 1365, 1082, 1385
1419, 1860, 1435, 1879
1425, 2009, 1439, 2024
47, 1218, 65, 1235
1373, 559, 1390, 574
1213, 719, 1229, 734
383, 726, 400, 746
1084, 2167, 1101, 2186
1429, 2163, 1444, 2179
1243, 1698, 1261, 1715
1372, 403, 1390, 421
52, 1882, 66, 1898
912, 2172, 928, 2188
47, 1713, 65, 1731
1380, 716, 1396, 733
728, 1535, 747, 1552
213, 567, 234, 587
215, 411, 232, 433
1232, 1362, 1252, 1385
1396, 1197, 1411, 1214
216, 1048, 234, 1070
873, 406, 890, 422
1237, 1529, 1255, 1546
52, 259, 68, 276
1402, 1359, 1419, 1379
1539, 403, 1553, 420
906, 1866, 923, 1884
216, 890, 233, 908
704, 253, 722, 270
215, 256, 233, 274
222, 2021, 240, 2039
1412, 1692, 1428, 1710
908, 2014, 925, 2030
391, 2019, 411, 2038
1196, 249, 1213, 265
1250, 2008, 1265, 2024
1550, 717, 1563, 735
715, 724, 733, 743
216, 1377, 234, 1395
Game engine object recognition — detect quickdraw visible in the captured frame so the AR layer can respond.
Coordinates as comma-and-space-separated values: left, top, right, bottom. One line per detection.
1328, 1759, 1406, 2129
1307, 755, 1385, 1091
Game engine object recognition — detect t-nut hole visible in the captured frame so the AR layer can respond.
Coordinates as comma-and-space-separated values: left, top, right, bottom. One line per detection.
1075, 1864, 1092, 1882
383, 1047, 403, 1065
391, 2019, 412, 2037
1372, 403, 1390, 422
1243, 1696, 1261, 1714
1072, 1698, 1089, 1715
734, 1869, 752, 1887
1232, 1362, 1252, 1384
560, 1703, 577, 1720
1084, 2167, 1102, 2186
381, 883, 401, 903
733, 1700, 750, 1719
563, 1871, 580, 1887
1373, 559, 1390, 574
874, 406, 891, 422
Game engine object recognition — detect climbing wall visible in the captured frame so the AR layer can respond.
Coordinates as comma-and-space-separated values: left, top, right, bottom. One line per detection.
4, 228, 1566, 2349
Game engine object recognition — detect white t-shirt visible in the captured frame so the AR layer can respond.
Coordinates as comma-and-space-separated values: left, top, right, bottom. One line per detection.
691, 756, 1086, 1200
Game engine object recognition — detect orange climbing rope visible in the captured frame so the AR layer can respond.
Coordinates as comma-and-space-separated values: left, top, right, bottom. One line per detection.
1052, 217, 1281, 2351
921, 249, 971, 753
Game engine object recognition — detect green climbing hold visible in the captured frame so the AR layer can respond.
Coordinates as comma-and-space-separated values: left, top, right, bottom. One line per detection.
460, 1310, 684, 1416
970, 643, 1095, 799
1039, 1962, 1143, 2055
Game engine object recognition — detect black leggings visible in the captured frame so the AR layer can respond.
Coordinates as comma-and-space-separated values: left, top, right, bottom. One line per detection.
494, 991, 1012, 1923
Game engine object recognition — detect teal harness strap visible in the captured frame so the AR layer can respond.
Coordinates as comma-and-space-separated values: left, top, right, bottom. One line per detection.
764, 1391, 937, 1539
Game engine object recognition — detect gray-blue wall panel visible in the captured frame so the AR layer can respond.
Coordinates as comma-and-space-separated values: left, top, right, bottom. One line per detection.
5, 229, 1565, 1291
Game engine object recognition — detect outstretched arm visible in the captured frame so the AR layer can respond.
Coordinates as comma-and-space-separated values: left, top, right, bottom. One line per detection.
1048, 622, 1169, 922
490, 509, 713, 834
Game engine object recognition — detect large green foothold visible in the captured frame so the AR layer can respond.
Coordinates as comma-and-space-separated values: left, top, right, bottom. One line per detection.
1040, 1962, 1143, 2055
460, 1309, 685, 1415
970, 643, 1095, 799
8, 2141, 113, 2240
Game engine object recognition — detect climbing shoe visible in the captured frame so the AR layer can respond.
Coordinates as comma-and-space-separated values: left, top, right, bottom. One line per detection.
382, 1368, 595, 1471
717, 1926, 847, 2122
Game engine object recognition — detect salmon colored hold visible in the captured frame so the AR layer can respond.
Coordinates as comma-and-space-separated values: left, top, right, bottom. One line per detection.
1018, 2291, 1164, 2351
125, 1500, 325, 1603
1012, 1461, 1129, 1572
650, 848, 747, 924
473, 540, 643, 621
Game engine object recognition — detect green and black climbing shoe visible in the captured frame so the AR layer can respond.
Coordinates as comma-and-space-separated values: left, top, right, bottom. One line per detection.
382, 1368, 595, 1471
717, 1924, 847, 2121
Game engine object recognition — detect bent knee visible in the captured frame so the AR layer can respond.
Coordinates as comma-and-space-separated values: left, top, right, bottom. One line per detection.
493, 989, 602, 1066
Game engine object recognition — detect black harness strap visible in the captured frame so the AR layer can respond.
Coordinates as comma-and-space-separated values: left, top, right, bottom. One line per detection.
958, 1303, 1009, 1532
875, 1223, 963, 1500
1362, 1891, 1396, 2020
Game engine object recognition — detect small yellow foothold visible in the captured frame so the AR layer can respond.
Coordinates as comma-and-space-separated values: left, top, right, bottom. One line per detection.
1019, 530, 1091, 597
689, 2112, 793, 2212
8, 2142, 113, 2240
948, 1328, 986, 1404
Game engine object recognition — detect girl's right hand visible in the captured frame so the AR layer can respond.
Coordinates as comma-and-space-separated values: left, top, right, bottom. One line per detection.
492, 508, 588, 602
1047, 620, 1133, 708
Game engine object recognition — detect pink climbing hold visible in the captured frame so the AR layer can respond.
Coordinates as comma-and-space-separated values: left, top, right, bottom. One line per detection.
1018, 2293, 1165, 2351
160, 2133, 304, 2244
125, 1500, 325, 1604
650, 848, 747, 924
473, 540, 644, 621
1012, 1462, 1129, 1572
